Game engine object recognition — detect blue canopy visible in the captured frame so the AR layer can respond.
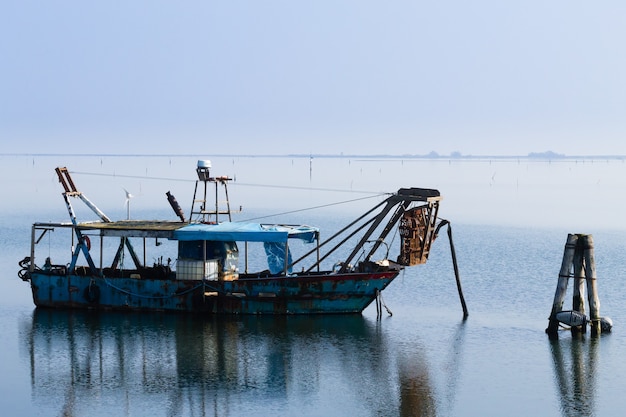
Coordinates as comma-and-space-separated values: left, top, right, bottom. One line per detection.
173, 222, 319, 243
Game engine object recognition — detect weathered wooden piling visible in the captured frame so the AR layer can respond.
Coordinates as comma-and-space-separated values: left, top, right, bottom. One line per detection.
582, 235, 601, 335
572, 236, 586, 333
546, 234, 603, 338
546, 234, 578, 337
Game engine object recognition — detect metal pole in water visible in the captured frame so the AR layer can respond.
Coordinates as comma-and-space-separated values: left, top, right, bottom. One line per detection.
446, 223, 468, 319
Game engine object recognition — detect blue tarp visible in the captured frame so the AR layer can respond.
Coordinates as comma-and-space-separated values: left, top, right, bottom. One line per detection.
264, 242, 293, 274
173, 222, 319, 243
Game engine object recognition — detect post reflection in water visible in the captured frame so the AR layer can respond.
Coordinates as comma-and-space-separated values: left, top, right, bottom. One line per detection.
20, 309, 461, 417
549, 336, 599, 417
397, 321, 467, 417
398, 354, 435, 417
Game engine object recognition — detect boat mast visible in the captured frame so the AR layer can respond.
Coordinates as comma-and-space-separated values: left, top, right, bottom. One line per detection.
54, 167, 142, 272
56, 167, 111, 223
54, 167, 101, 274
190, 160, 233, 223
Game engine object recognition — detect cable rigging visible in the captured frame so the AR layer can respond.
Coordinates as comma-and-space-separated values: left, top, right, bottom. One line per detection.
70, 170, 389, 195
70, 170, 394, 218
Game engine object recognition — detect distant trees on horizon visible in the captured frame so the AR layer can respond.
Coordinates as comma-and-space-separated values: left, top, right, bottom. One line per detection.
419, 150, 565, 159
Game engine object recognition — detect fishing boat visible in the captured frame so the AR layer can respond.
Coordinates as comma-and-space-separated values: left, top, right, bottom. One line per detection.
18, 161, 466, 315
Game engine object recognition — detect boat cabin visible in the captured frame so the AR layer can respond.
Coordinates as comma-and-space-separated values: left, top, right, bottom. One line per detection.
28, 220, 320, 282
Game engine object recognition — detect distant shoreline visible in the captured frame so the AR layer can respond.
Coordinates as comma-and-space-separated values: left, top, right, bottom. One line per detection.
1, 152, 625, 160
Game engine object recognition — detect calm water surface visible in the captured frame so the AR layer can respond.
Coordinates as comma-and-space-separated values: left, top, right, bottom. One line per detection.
2, 155, 626, 416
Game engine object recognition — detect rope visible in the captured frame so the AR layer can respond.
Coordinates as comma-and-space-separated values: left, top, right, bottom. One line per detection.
70, 169, 393, 220
379, 290, 392, 317
558, 273, 597, 280
102, 276, 208, 300
71, 170, 193, 183
70, 170, 390, 196
240, 193, 390, 222
375, 288, 393, 318
82, 170, 387, 232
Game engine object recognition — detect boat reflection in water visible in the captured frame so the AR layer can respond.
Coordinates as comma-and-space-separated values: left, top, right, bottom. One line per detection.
21, 309, 444, 416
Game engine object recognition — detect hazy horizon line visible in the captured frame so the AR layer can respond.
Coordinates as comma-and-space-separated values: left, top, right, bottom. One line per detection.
2, 152, 625, 160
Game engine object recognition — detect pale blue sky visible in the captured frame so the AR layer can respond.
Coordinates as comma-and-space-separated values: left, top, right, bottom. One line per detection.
2, 1, 625, 156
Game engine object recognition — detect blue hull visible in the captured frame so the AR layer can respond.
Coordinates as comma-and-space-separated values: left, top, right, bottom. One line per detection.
29, 271, 399, 314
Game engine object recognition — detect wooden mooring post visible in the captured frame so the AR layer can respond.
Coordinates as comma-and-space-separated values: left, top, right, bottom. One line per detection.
546, 234, 604, 338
